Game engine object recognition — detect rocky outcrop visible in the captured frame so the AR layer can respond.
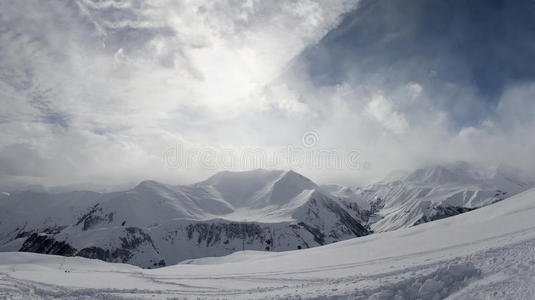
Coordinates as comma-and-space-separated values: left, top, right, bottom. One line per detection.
413, 205, 475, 225
19, 233, 76, 256
75, 203, 114, 231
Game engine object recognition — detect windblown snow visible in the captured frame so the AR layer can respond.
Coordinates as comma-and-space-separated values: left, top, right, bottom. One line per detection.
2, 185, 535, 299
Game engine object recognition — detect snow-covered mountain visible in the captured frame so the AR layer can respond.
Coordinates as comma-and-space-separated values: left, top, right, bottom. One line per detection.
3, 186, 535, 298
0, 170, 369, 268
361, 162, 533, 232
1, 163, 531, 269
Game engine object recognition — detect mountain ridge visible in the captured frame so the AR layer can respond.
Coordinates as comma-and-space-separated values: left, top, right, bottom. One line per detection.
0, 169, 370, 267
1, 163, 532, 268
361, 162, 533, 232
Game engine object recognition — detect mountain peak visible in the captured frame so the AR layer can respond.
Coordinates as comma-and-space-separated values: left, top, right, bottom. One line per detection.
133, 180, 171, 193
279, 170, 315, 184
202, 169, 285, 185
266, 170, 318, 206
404, 163, 477, 185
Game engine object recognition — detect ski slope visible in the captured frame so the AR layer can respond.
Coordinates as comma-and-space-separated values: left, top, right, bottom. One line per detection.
2, 187, 535, 299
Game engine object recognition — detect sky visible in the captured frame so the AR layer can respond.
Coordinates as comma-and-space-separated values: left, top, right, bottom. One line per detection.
1, 0, 535, 190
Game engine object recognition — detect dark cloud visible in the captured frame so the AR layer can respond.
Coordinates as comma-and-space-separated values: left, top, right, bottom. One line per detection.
296, 0, 535, 126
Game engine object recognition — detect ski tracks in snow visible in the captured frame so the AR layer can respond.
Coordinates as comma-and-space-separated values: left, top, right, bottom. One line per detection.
1, 237, 535, 299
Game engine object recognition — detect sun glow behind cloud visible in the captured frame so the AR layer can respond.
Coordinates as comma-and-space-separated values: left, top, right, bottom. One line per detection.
1, 0, 535, 190
0, 0, 361, 189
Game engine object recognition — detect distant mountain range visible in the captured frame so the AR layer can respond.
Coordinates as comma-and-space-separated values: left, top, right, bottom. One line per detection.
0, 170, 369, 268
0, 163, 531, 268
360, 162, 532, 232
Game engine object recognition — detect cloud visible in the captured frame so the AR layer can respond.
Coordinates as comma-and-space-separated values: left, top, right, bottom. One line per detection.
1, 0, 535, 189
265, 0, 535, 184
365, 93, 409, 135
0, 0, 360, 189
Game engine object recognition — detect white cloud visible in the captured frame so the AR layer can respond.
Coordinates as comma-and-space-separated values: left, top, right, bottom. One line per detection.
365, 93, 409, 134
458, 126, 482, 140
2, 0, 535, 189
407, 82, 423, 98
0, 0, 360, 188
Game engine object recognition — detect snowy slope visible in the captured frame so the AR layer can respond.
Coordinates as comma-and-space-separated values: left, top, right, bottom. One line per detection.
361, 162, 533, 232
2, 187, 535, 299
320, 184, 371, 211
0, 170, 369, 268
